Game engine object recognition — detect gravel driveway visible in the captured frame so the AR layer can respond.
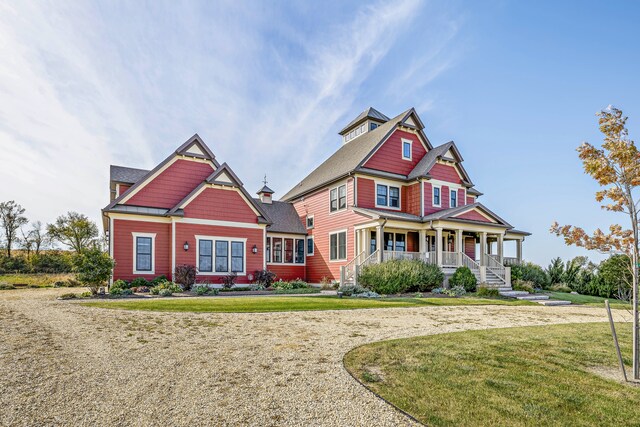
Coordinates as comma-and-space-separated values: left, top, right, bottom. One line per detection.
0, 288, 615, 427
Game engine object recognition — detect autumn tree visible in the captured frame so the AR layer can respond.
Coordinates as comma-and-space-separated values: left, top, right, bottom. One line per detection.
550, 106, 640, 379
21, 221, 48, 257
47, 212, 98, 253
0, 200, 28, 257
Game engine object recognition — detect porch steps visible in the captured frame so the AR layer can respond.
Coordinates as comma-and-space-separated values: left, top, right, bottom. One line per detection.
501, 291, 572, 306
536, 299, 572, 306
499, 290, 529, 298
516, 295, 549, 301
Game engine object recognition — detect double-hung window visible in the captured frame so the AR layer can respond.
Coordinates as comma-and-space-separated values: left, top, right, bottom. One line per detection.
266, 237, 271, 263
284, 238, 294, 263
306, 215, 314, 229
197, 237, 246, 274
199, 240, 213, 272
272, 238, 282, 263
307, 236, 314, 256
215, 241, 229, 272
376, 184, 400, 209
402, 139, 412, 160
330, 184, 347, 212
451, 190, 457, 208
433, 186, 441, 207
230, 242, 244, 273
135, 235, 153, 273
329, 231, 347, 261
295, 239, 305, 263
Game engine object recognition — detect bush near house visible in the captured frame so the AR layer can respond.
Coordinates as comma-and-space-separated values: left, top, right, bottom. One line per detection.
448, 266, 477, 292
174, 265, 197, 291
150, 281, 182, 296
511, 262, 549, 289
73, 248, 115, 295
476, 284, 499, 297
358, 259, 444, 294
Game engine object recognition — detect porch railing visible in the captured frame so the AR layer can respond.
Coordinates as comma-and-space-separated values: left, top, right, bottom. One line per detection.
503, 257, 520, 266
340, 250, 366, 285
442, 251, 458, 267
383, 251, 423, 262
461, 252, 480, 272
360, 249, 380, 269
485, 253, 507, 283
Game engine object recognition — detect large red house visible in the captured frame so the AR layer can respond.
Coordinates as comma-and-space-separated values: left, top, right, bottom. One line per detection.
104, 107, 529, 287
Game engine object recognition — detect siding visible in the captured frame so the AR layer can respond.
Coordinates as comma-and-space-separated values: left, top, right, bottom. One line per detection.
405, 183, 421, 216
183, 187, 258, 223
112, 219, 171, 281
267, 264, 306, 281
356, 177, 417, 214
126, 159, 214, 208
429, 163, 462, 184
458, 188, 466, 207
118, 184, 131, 197
362, 130, 427, 175
455, 210, 494, 223
175, 222, 264, 284
293, 178, 361, 282
466, 196, 475, 205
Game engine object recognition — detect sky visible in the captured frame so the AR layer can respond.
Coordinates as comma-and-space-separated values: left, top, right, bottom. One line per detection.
0, 0, 639, 266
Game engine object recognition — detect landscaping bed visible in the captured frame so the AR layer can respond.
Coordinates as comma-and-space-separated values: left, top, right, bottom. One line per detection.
344, 322, 640, 427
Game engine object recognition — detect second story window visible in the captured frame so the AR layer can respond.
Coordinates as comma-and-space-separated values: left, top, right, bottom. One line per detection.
433, 186, 441, 207
330, 184, 347, 212
402, 139, 412, 160
306, 215, 314, 229
451, 190, 457, 208
376, 184, 400, 208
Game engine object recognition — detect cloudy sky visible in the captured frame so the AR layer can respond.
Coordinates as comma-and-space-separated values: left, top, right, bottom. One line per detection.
1, 0, 639, 266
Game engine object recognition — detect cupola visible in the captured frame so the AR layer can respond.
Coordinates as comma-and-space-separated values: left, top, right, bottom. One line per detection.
257, 176, 275, 204
339, 107, 389, 144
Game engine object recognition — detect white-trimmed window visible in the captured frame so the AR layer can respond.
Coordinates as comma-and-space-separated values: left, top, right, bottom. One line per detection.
196, 236, 246, 275
330, 184, 347, 212
451, 189, 457, 208
433, 186, 441, 207
306, 215, 314, 229
376, 184, 400, 209
329, 230, 347, 261
133, 232, 155, 274
267, 236, 305, 264
384, 232, 406, 251
307, 236, 314, 256
402, 139, 412, 160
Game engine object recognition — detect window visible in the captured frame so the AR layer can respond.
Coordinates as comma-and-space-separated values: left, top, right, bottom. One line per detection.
450, 190, 457, 208
384, 232, 394, 251
272, 237, 282, 263
215, 241, 228, 272
295, 239, 305, 263
370, 231, 377, 254
306, 215, 314, 229
135, 236, 152, 272
330, 231, 347, 261
433, 186, 441, 207
266, 237, 271, 263
383, 232, 406, 252
370, 122, 378, 131
199, 240, 213, 272
307, 236, 314, 256
231, 242, 244, 273
330, 184, 347, 212
376, 184, 387, 206
376, 183, 400, 208
395, 234, 406, 251
284, 238, 294, 263
402, 139, 412, 160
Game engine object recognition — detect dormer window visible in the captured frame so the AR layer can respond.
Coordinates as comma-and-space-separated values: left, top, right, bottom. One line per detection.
370, 122, 378, 131
402, 139, 412, 161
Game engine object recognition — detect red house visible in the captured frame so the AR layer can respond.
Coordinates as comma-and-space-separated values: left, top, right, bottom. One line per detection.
104, 107, 529, 287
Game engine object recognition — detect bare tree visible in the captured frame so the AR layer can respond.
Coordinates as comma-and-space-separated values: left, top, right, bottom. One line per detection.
0, 201, 28, 257
47, 212, 98, 253
21, 221, 48, 257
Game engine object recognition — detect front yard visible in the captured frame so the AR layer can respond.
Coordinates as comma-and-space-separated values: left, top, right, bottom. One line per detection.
344, 322, 640, 427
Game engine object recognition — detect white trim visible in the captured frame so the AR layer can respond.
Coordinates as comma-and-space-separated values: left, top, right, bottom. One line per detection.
420, 180, 425, 216
329, 229, 348, 262
374, 180, 401, 210
450, 187, 458, 208
176, 184, 262, 217
306, 235, 315, 256
132, 232, 156, 275
263, 227, 267, 270
265, 233, 306, 265
195, 235, 248, 276
432, 185, 442, 207
108, 213, 172, 223
462, 188, 467, 206
108, 216, 114, 285
401, 138, 413, 161
306, 214, 314, 229
115, 183, 121, 198
171, 219, 176, 278
179, 217, 265, 229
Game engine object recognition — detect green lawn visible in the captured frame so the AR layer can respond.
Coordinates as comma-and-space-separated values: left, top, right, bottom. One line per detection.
81, 295, 534, 313
546, 291, 631, 309
344, 322, 639, 427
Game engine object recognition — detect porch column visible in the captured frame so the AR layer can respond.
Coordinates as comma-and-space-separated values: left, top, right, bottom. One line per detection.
497, 233, 504, 264
480, 232, 487, 266
376, 223, 384, 262
455, 229, 463, 266
516, 239, 523, 263
365, 229, 371, 256
436, 227, 443, 266
487, 237, 492, 255
418, 229, 426, 253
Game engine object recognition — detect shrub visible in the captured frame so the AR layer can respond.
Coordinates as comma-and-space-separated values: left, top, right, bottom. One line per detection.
194, 284, 219, 296
359, 260, 444, 294
511, 262, 549, 289
432, 286, 466, 297
550, 283, 572, 293
158, 288, 173, 297
476, 285, 499, 297
80, 291, 92, 298
150, 281, 182, 295
58, 293, 78, 300
132, 286, 150, 293
449, 266, 477, 292
109, 287, 124, 296
64, 278, 83, 288
273, 288, 321, 294
352, 291, 380, 298
174, 265, 197, 291
221, 272, 237, 289
512, 280, 534, 293
0, 255, 30, 273
546, 257, 565, 285
254, 269, 277, 287
130, 277, 149, 288
338, 284, 368, 296
150, 275, 168, 286
30, 251, 74, 273
73, 249, 115, 295
0, 283, 16, 290
320, 276, 338, 290
272, 279, 309, 290
111, 279, 129, 291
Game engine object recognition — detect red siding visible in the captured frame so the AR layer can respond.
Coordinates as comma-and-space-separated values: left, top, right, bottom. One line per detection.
118, 184, 131, 197
293, 178, 361, 283
175, 222, 264, 284
466, 196, 475, 205
455, 210, 493, 223
362, 130, 427, 175
183, 188, 258, 223
423, 182, 435, 214
405, 183, 421, 216
458, 188, 466, 207
267, 264, 306, 281
126, 159, 214, 208
441, 186, 450, 210
356, 177, 375, 209
112, 219, 171, 281
464, 236, 476, 260
429, 163, 462, 184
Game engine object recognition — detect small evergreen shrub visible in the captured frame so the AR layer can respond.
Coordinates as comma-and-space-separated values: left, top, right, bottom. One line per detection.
358, 260, 444, 294
338, 284, 368, 296
130, 277, 149, 288
151, 275, 168, 286
111, 279, 129, 291
449, 266, 477, 292
511, 262, 549, 289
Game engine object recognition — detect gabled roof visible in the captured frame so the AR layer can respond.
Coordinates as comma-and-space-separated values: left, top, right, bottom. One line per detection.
407, 141, 472, 185
257, 185, 275, 195
253, 199, 306, 235
282, 108, 434, 202
339, 107, 390, 135
110, 165, 149, 184
206, 162, 244, 186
